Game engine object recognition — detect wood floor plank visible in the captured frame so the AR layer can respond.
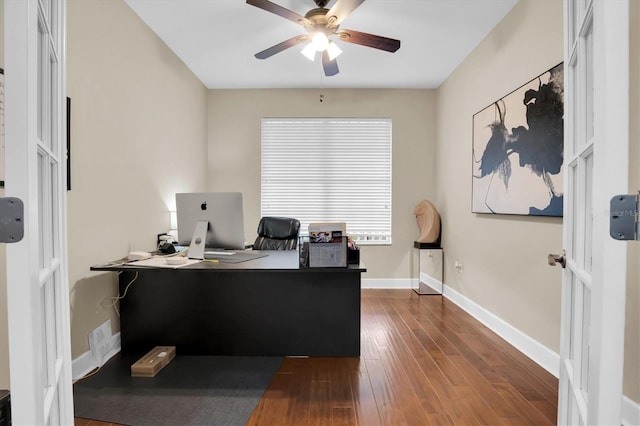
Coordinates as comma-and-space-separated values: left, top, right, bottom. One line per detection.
328, 361, 359, 409
377, 347, 435, 425
350, 370, 383, 426
283, 361, 312, 425
448, 354, 524, 421
426, 411, 456, 426
454, 384, 509, 425
245, 371, 292, 426
417, 294, 559, 406
461, 314, 559, 399
332, 407, 358, 426
384, 298, 483, 425
493, 382, 556, 426
364, 357, 412, 425
376, 299, 450, 416
309, 380, 331, 426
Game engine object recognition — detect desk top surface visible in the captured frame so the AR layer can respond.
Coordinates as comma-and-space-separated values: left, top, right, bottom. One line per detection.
91, 249, 366, 273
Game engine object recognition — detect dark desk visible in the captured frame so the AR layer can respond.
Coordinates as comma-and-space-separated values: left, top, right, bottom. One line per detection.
91, 251, 365, 357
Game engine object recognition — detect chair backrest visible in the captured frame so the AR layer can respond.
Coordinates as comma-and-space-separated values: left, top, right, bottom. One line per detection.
253, 216, 301, 250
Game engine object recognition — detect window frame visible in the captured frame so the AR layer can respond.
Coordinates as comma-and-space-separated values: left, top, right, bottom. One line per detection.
260, 117, 392, 246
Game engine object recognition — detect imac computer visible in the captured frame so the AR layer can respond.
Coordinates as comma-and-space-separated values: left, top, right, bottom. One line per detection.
175, 192, 246, 258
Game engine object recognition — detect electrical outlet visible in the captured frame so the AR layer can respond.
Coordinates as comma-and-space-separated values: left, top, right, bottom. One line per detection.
89, 319, 112, 366
454, 259, 464, 271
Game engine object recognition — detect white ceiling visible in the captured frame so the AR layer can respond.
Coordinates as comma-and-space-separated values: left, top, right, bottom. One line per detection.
124, 0, 519, 89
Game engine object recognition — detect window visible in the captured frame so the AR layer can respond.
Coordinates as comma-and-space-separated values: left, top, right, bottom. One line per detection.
261, 118, 392, 245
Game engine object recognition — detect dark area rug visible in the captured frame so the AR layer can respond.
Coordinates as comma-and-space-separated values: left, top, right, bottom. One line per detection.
73, 354, 283, 426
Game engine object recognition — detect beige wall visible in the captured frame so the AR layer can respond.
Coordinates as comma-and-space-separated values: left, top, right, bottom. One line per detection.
436, 0, 638, 404
66, 0, 208, 358
207, 89, 437, 278
625, 0, 640, 403
435, 0, 563, 353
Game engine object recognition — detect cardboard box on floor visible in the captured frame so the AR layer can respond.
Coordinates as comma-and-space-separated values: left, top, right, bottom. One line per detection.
131, 346, 176, 377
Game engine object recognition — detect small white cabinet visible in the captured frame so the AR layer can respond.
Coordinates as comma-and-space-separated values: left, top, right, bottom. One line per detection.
412, 243, 443, 295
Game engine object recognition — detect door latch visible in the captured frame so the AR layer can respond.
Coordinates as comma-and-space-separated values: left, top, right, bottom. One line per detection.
548, 250, 567, 268
610, 192, 639, 241
0, 197, 24, 243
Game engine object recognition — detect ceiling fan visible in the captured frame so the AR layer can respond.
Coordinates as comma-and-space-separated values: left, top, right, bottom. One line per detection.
247, 0, 401, 76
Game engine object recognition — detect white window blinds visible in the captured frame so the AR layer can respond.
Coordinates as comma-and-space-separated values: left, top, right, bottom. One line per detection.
261, 118, 392, 245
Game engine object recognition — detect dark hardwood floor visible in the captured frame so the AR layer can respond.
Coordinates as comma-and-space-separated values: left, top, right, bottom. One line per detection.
75, 289, 558, 425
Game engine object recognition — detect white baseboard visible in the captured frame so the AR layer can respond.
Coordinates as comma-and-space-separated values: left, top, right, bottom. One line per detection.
442, 284, 560, 377
623, 395, 640, 426
362, 279, 558, 374
72, 332, 121, 381
362, 278, 413, 289
420, 272, 444, 294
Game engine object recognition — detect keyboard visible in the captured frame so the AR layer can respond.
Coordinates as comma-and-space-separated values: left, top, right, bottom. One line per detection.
204, 251, 236, 259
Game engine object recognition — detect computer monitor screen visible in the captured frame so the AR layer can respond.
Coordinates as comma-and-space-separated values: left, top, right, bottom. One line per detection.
175, 192, 246, 250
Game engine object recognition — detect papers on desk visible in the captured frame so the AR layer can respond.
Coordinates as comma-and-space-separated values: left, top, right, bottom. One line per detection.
308, 222, 347, 267
127, 256, 201, 269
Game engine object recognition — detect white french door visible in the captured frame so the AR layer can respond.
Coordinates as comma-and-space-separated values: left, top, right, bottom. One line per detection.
4, 0, 74, 423
558, 0, 629, 424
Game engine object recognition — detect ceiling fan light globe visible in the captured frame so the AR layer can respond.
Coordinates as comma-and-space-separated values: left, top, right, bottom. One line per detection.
327, 41, 343, 60
311, 32, 329, 51
301, 43, 316, 61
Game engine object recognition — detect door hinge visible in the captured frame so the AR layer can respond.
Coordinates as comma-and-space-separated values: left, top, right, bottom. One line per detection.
0, 197, 24, 243
610, 192, 639, 241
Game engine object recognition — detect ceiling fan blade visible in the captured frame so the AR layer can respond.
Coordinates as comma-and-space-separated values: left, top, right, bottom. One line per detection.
326, 0, 365, 26
338, 29, 400, 52
246, 0, 308, 26
322, 50, 339, 76
255, 35, 308, 59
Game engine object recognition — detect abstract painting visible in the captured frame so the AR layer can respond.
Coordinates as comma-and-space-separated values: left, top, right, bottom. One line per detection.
472, 63, 564, 216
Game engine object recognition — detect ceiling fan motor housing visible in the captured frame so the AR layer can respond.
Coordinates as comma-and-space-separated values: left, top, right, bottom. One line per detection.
304, 7, 338, 32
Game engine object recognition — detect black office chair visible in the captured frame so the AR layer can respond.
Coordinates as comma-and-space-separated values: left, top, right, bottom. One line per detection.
252, 216, 301, 250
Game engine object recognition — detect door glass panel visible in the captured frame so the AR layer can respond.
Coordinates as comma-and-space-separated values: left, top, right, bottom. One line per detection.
569, 62, 578, 155
583, 153, 593, 272
37, 23, 43, 141
570, 163, 578, 257
41, 0, 51, 21
50, 161, 58, 259
40, 284, 50, 388
49, 58, 58, 153
584, 26, 594, 141
581, 0, 588, 15
38, 152, 46, 268
580, 283, 591, 392
53, 270, 62, 357
568, 274, 576, 360
38, 21, 51, 150
50, 388, 60, 425
48, 1, 57, 48
573, 281, 584, 370
44, 280, 57, 389
568, 1, 577, 47
38, 150, 53, 269
568, 397, 578, 425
